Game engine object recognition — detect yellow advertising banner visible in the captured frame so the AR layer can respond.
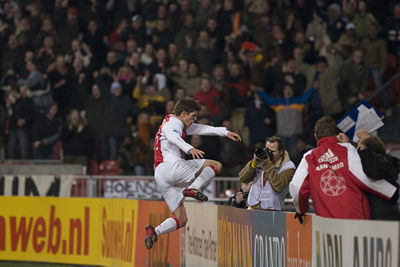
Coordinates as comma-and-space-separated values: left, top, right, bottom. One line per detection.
0, 196, 138, 267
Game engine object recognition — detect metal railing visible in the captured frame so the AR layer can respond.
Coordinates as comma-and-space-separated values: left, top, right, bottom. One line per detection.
71, 175, 241, 201
69, 175, 300, 211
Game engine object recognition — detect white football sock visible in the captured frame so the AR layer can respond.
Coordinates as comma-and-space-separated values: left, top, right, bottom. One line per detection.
155, 217, 179, 236
190, 166, 216, 190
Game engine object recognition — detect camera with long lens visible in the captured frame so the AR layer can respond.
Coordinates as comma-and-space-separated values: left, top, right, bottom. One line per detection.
255, 148, 274, 160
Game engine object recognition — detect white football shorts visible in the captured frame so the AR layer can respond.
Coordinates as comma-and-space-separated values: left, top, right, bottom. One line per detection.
155, 158, 205, 212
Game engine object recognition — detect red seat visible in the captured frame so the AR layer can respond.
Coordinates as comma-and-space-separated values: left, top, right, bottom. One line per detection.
87, 159, 99, 175
53, 140, 63, 160
99, 160, 122, 175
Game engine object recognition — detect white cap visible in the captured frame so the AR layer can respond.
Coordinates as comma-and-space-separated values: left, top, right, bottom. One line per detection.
346, 23, 356, 30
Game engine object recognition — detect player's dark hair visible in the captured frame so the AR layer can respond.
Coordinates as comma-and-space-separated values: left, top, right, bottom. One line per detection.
314, 116, 337, 140
173, 97, 201, 116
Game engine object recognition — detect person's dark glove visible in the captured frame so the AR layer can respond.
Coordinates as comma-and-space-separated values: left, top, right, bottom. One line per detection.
294, 212, 304, 224
390, 185, 399, 204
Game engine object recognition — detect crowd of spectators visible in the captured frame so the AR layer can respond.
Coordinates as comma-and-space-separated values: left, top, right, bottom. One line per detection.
1, 0, 400, 175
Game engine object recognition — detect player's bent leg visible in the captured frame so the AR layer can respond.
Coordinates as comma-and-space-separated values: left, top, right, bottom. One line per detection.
186, 160, 221, 198
144, 203, 186, 249
195, 160, 222, 177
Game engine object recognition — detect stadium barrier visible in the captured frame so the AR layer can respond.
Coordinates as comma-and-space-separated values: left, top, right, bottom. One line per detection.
0, 197, 398, 267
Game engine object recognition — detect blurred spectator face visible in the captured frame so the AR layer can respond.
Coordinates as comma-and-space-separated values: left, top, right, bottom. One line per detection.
166, 100, 175, 114
181, 0, 190, 13
8, 35, 18, 49
24, 51, 34, 63
71, 39, 80, 51
73, 57, 84, 70
358, 1, 366, 12
198, 30, 209, 43
352, 50, 363, 65
188, 63, 198, 76
175, 88, 186, 100
168, 43, 178, 57
119, 66, 133, 80
92, 85, 101, 99
283, 85, 294, 98
241, 182, 252, 192
56, 55, 66, 68
157, 20, 166, 31
137, 112, 150, 124
394, 4, 400, 19
42, 18, 53, 32
157, 49, 166, 61
368, 25, 378, 39
144, 85, 156, 96
207, 18, 217, 31
261, 15, 270, 25
144, 44, 154, 55
294, 32, 305, 45
132, 18, 142, 29
296, 139, 307, 152
178, 59, 188, 73
328, 7, 339, 21
213, 66, 225, 80
3, 2, 13, 15
112, 86, 122, 97
126, 40, 137, 53
272, 25, 284, 41
229, 63, 240, 78
106, 52, 117, 64
69, 109, 80, 126
88, 20, 98, 33
285, 59, 295, 73
131, 52, 140, 65
157, 5, 167, 19
191, 135, 203, 148
316, 62, 327, 73
201, 0, 211, 8
48, 104, 58, 118
200, 78, 211, 92
184, 14, 194, 28
19, 18, 30, 30
224, 0, 233, 11
26, 61, 37, 72
67, 9, 78, 22
43, 36, 54, 48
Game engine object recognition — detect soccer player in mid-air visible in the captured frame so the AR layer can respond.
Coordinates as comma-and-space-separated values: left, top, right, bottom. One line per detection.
145, 97, 241, 249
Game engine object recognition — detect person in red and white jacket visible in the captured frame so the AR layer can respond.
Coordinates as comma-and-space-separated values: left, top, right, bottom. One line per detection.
289, 116, 398, 219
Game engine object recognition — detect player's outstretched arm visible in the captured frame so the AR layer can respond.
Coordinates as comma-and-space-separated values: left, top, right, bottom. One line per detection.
227, 131, 241, 142
188, 148, 205, 159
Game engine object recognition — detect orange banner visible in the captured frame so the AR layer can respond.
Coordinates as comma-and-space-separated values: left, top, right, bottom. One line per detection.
135, 200, 180, 267
286, 212, 312, 267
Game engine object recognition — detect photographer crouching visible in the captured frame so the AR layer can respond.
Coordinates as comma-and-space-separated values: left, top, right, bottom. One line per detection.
239, 136, 296, 210
227, 181, 253, 209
